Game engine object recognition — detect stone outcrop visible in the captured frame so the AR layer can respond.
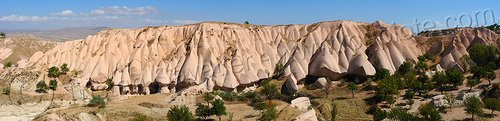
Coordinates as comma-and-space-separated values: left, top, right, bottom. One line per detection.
28, 20, 425, 94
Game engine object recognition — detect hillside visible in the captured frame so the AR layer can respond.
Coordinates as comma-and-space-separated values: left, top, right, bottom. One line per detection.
1, 26, 108, 41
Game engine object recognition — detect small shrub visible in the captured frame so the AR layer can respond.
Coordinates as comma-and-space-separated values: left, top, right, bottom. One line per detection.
259, 106, 277, 121
88, 95, 106, 108
404, 90, 415, 99
105, 80, 114, 90
4, 62, 12, 68
129, 114, 149, 121
295, 92, 307, 97
272, 63, 284, 79
331, 101, 338, 121
261, 84, 280, 100
167, 105, 194, 121
244, 91, 260, 100
260, 77, 272, 86
195, 104, 212, 120
2, 87, 10, 95
305, 84, 317, 90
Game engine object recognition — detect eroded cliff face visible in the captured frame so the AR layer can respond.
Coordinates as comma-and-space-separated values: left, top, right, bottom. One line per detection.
27, 20, 424, 94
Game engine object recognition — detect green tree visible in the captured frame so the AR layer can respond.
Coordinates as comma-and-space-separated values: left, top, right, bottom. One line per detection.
471, 66, 487, 80
0, 32, 5, 37
375, 77, 400, 99
468, 43, 495, 66
485, 71, 496, 85
347, 82, 358, 98
36, 80, 49, 93
203, 92, 214, 106
443, 92, 456, 112
373, 107, 387, 121
47, 66, 60, 78
460, 54, 474, 71
418, 102, 443, 121
4, 62, 12, 68
417, 55, 427, 62
167, 105, 194, 121
385, 96, 396, 107
404, 90, 415, 99
273, 63, 284, 79
415, 61, 429, 74
49, 79, 58, 90
261, 84, 280, 100
60, 63, 69, 73
244, 21, 249, 24
483, 98, 500, 115
432, 71, 448, 94
195, 104, 212, 120
331, 101, 337, 121
398, 61, 414, 75
387, 107, 420, 121
466, 79, 481, 92
464, 96, 484, 120
445, 68, 464, 88
259, 107, 277, 121
374, 68, 391, 81
2, 87, 10, 95
211, 99, 227, 121
88, 95, 106, 108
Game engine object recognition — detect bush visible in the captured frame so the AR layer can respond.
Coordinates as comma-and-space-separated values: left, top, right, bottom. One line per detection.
47, 66, 60, 78
36, 81, 49, 93
261, 84, 280, 100
373, 107, 387, 121
49, 79, 58, 91
167, 105, 194, 121
273, 63, 285, 79
418, 102, 443, 121
260, 77, 272, 86
295, 92, 307, 97
88, 95, 106, 108
2, 87, 10, 95
106, 80, 114, 90
259, 106, 277, 121
398, 61, 414, 74
220, 91, 237, 101
305, 84, 317, 90
404, 90, 415, 99
237, 95, 248, 102
244, 91, 260, 100
4, 62, 12, 68
129, 114, 149, 121
388, 107, 420, 121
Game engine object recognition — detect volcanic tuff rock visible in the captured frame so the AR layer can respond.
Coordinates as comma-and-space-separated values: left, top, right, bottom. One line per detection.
28, 20, 425, 94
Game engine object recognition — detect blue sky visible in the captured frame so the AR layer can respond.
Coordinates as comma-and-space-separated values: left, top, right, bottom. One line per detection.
0, 0, 499, 34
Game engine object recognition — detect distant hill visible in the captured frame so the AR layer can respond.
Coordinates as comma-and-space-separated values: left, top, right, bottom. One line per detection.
0, 26, 108, 41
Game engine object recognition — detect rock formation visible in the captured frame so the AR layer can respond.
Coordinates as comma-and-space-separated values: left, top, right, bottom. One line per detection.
28, 20, 426, 94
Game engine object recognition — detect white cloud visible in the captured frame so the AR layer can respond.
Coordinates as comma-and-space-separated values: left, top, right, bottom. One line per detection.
0, 15, 57, 22
173, 20, 202, 24
50, 10, 77, 16
81, 6, 159, 16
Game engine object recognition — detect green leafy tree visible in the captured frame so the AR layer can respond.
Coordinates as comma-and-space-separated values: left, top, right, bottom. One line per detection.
49, 79, 58, 90
415, 61, 429, 74
88, 95, 106, 108
0, 32, 5, 37
211, 99, 227, 121
398, 61, 414, 75
331, 100, 337, 121
4, 62, 12, 68
484, 98, 500, 115
375, 77, 400, 99
373, 107, 387, 121
404, 90, 415, 99
195, 104, 212, 120
466, 79, 481, 91
443, 92, 456, 112
385, 95, 396, 107
60, 63, 69, 73
418, 102, 443, 121
347, 82, 358, 98
273, 63, 285, 79
203, 92, 214, 106
261, 84, 280, 100
460, 54, 474, 71
432, 71, 448, 94
464, 96, 484, 120
387, 107, 420, 121
47, 66, 60, 78
2, 87, 10, 95
167, 105, 194, 121
445, 68, 464, 88
471, 66, 487, 80
244, 21, 249, 24
417, 55, 427, 62
485, 71, 496, 85
469, 43, 497, 66
36, 80, 49, 93
374, 68, 391, 81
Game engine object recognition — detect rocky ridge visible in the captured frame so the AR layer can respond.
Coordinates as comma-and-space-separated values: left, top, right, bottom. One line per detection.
27, 20, 435, 94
